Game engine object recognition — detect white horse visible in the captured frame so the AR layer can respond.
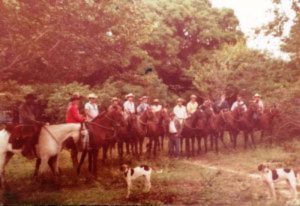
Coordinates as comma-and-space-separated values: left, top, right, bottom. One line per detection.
0, 123, 87, 186
35, 123, 88, 177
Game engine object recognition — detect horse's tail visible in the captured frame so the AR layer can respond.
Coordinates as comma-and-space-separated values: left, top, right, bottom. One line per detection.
77, 149, 87, 175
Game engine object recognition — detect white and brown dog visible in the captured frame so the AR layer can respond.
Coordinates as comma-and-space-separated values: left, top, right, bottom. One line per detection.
258, 164, 299, 199
120, 164, 161, 198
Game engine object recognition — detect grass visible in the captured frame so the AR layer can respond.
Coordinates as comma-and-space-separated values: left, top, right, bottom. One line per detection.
1, 136, 300, 205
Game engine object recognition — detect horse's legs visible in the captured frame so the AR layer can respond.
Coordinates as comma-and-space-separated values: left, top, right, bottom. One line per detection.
153, 137, 158, 157
204, 135, 208, 153
191, 136, 195, 156
260, 131, 264, 143
92, 149, 99, 178
197, 136, 202, 154
139, 136, 144, 156
77, 149, 87, 175
244, 131, 248, 149
125, 141, 130, 155
70, 148, 78, 169
33, 158, 41, 179
117, 141, 123, 162
48, 155, 58, 176
161, 136, 164, 152
219, 130, 227, 148
180, 137, 184, 155
214, 133, 219, 153
88, 150, 93, 174
250, 131, 256, 148
102, 143, 108, 164
185, 137, 190, 157
210, 134, 214, 150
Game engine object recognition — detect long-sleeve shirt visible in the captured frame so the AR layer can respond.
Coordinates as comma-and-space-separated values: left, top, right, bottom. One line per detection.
186, 101, 198, 115
123, 101, 135, 113
152, 105, 162, 112
19, 104, 36, 124
231, 101, 247, 111
84, 102, 99, 122
66, 103, 85, 123
137, 103, 149, 113
173, 105, 187, 120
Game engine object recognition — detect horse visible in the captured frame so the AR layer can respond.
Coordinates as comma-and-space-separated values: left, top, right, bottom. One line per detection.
257, 105, 279, 144
0, 122, 87, 186
77, 105, 125, 178
145, 108, 168, 157
180, 109, 206, 157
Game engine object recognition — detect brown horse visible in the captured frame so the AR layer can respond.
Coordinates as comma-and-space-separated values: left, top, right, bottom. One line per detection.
257, 105, 279, 144
146, 109, 168, 157
181, 109, 207, 157
77, 105, 125, 178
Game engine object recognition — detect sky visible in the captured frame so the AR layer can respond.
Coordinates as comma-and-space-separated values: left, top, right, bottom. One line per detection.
211, 0, 296, 60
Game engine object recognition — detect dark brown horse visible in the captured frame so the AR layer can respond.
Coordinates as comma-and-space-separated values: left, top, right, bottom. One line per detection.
181, 109, 207, 157
77, 105, 125, 178
257, 105, 279, 144
146, 109, 168, 157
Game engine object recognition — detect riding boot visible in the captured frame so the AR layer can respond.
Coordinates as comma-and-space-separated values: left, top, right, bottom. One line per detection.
21, 136, 36, 159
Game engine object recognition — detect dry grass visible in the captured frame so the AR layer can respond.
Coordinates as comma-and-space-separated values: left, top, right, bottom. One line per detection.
1, 138, 300, 205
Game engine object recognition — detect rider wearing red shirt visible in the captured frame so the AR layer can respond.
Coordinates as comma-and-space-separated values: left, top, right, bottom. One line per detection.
66, 95, 85, 123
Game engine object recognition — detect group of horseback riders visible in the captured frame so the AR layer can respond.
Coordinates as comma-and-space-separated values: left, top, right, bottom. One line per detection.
8, 91, 267, 160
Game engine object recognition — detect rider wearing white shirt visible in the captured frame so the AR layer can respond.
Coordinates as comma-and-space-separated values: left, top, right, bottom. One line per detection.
123, 93, 135, 114
231, 95, 247, 111
84, 93, 99, 122
151, 99, 162, 112
173, 98, 187, 125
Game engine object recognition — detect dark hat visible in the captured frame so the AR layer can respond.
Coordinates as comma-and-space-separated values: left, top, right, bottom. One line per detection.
25, 93, 37, 100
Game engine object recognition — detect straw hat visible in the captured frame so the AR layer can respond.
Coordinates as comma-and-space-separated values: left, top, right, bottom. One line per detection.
87, 93, 98, 99
177, 98, 184, 103
190, 94, 197, 99
254, 93, 261, 98
125, 93, 134, 99
153, 99, 159, 103
141, 96, 148, 100
111, 97, 119, 102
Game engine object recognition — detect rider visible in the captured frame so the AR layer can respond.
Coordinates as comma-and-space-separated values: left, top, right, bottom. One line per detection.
137, 96, 149, 114
186, 94, 198, 116
84, 93, 99, 122
108, 97, 122, 111
18, 93, 44, 159
214, 93, 229, 113
123, 93, 135, 118
151, 99, 162, 113
252, 93, 264, 121
66, 93, 88, 150
231, 95, 247, 112
173, 98, 187, 125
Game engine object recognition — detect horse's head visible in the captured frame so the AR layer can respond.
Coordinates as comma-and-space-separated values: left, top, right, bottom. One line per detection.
107, 105, 126, 127
269, 104, 280, 118
190, 109, 206, 128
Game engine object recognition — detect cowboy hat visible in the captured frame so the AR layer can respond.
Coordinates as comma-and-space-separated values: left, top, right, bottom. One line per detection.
87, 93, 98, 99
111, 97, 119, 102
254, 93, 261, 97
141, 96, 148, 100
153, 99, 159, 103
190, 94, 197, 99
125, 93, 134, 99
70, 92, 82, 101
25, 93, 37, 100
177, 98, 184, 102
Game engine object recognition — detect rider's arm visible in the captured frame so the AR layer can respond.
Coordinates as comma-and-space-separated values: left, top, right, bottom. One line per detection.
70, 105, 85, 122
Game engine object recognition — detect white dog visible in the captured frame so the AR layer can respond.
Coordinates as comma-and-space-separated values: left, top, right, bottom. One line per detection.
258, 164, 299, 200
120, 164, 162, 198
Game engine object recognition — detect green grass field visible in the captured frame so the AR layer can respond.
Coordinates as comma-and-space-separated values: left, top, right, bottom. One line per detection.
1, 137, 300, 205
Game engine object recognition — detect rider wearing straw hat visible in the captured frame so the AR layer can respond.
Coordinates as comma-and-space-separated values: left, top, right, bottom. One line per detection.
151, 98, 162, 113
123, 93, 135, 118
84, 93, 99, 122
253, 93, 264, 112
